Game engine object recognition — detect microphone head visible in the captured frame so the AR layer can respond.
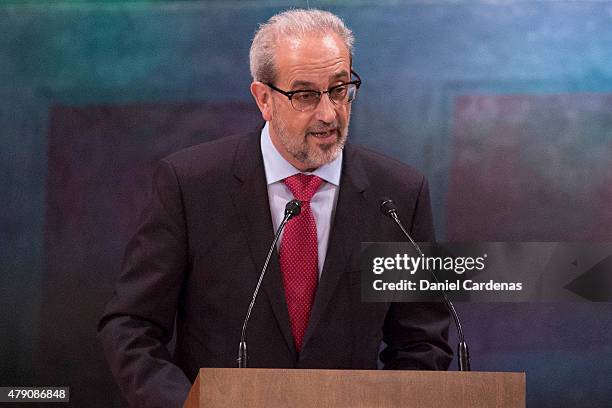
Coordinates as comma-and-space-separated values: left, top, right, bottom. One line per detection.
379, 197, 397, 217
285, 199, 302, 219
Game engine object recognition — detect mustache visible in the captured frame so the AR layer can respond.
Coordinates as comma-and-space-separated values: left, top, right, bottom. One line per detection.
307, 122, 341, 133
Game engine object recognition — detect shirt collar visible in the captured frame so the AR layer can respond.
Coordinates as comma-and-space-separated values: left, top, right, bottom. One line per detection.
260, 121, 342, 186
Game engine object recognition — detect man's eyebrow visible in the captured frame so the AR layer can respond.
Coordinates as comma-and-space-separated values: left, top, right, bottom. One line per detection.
331, 70, 350, 81
289, 71, 351, 90
290, 80, 317, 89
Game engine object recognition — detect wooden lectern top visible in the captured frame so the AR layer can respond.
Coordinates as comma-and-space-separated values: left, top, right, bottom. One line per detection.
184, 368, 525, 408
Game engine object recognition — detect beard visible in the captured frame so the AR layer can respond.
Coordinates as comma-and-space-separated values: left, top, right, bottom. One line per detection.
270, 101, 349, 170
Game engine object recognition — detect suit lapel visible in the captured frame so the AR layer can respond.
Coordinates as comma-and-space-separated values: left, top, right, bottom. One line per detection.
230, 132, 297, 358
301, 145, 370, 350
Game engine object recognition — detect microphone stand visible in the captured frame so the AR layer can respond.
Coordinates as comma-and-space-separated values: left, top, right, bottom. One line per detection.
237, 200, 301, 368
380, 198, 471, 371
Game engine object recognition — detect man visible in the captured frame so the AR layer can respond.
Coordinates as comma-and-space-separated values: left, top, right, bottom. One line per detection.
99, 9, 452, 408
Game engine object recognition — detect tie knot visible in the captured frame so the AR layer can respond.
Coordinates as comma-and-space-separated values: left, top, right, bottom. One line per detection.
284, 174, 323, 202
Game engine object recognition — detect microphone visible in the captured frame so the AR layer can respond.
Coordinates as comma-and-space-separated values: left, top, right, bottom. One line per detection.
379, 197, 471, 371
237, 199, 301, 368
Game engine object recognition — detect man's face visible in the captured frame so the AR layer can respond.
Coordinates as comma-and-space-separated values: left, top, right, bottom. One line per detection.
267, 33, 352, 171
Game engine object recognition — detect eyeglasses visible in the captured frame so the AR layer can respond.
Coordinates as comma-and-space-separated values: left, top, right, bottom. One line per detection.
265, 70, 362, 112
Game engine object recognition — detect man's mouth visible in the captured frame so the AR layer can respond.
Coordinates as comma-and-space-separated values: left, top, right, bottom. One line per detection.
309, 129, 337, 139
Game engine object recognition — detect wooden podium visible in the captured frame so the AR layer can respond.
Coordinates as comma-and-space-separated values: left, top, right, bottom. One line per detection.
183, 368, 525, 408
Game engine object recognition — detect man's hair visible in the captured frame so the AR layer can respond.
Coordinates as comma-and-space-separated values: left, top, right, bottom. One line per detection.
249, 8, 355, 84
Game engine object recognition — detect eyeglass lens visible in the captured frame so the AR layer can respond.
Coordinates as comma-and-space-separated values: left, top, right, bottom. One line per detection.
292, 84, 358, 111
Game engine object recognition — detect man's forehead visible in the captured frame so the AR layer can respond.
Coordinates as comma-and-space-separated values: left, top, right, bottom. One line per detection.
275, 33, 351, 85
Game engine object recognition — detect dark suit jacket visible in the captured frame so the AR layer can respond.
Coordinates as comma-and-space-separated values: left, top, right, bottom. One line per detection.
98, 131, 452, 408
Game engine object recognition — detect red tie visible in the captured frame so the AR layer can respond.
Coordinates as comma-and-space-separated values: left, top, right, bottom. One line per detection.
280, 174, 323, 352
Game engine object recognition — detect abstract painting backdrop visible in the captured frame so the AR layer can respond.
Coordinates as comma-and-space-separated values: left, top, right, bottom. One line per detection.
1, 1, 611, 407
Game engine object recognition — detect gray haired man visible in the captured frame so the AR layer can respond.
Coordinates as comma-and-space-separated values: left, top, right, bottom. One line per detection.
99, 9, 452, 408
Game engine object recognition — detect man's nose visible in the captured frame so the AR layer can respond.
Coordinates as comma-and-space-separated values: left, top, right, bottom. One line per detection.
313, 93, 337, 123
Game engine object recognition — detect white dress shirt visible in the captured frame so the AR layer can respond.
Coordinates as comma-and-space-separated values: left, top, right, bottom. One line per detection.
260, 122, 342, 276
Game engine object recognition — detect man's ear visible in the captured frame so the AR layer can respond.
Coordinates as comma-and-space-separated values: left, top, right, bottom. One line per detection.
250, 82, 273, 122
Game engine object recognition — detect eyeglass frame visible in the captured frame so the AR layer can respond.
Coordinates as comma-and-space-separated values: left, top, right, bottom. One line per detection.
264, 69, 362, 112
